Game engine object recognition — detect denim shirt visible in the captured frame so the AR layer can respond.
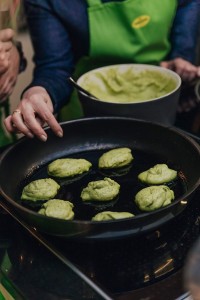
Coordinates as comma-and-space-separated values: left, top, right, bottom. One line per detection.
24, 0, 200, 113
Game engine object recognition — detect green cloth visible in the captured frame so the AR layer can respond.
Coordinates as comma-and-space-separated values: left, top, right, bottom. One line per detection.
0, 100, 15, 147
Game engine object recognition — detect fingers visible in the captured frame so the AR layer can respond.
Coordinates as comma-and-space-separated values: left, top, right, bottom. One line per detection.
22, 100, 52, 141
0, 29, 14, 42
0, 29, 15, 75
4, 87, 64, 141
4, 115, 15, 132
0, 43, 23, 99
168, 58, 199, 82
0, 86, 14, 101
0, 51, 9, 74
176, 63, 197, 81
161, 58, 199, 81
4, 95, 63, 142
30, 97, 63, 138
5, 106, 47, 140
11, 108, 35, 136
160, 61, 174, 70
0, 41, 14, 75
160, 61, 168, 68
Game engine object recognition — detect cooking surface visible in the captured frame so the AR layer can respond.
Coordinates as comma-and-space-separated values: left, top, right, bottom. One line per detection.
1, 186, 200, 299
19, 149, 186, 221
0, 112, 200, 299
39, 190, 200, 299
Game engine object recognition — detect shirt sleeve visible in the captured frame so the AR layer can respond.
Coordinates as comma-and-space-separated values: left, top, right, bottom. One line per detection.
23, 0, 75, 113
169, 0, 200, 64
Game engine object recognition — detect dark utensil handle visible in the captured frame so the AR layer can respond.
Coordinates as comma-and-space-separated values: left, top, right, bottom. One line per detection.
68, 77, 98, 99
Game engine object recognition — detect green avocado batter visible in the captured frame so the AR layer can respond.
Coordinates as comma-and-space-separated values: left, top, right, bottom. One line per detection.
98, 147, 133, 169
21, 178, 60, 201
48, 158, 92, 178
81, 177, 120, 202
138, 164, 177, 185
39, 199, 74, 220
80, 67, 176, 103
135, 185, 174, 211
92, 211, 134, 221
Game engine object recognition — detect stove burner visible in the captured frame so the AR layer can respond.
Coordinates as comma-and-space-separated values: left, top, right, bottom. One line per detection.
48, 191, 200, 296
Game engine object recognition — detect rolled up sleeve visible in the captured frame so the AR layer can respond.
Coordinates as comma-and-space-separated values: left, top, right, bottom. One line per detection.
24, 0, 75, 113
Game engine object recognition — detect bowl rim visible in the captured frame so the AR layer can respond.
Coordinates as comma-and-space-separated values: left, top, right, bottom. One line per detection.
77, 63, 182, 105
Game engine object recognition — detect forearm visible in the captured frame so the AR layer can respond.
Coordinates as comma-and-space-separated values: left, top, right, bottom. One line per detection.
24, 0, 75, 113
25, 67, 73, 114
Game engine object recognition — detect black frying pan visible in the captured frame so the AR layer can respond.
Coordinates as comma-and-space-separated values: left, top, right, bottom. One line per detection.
0, 117, 200, 240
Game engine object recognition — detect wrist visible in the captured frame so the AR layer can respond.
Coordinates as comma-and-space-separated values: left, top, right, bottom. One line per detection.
22, 86, 54, 112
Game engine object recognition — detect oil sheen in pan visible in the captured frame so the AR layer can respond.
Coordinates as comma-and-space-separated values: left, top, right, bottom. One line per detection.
17, 149, 188, 221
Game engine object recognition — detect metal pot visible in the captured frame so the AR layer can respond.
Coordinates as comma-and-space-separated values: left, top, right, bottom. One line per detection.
77, 64, 181, 126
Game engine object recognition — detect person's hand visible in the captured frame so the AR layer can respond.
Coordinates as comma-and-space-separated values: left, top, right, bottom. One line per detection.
0, 28, 20, 101
160, 58, 200, 82
0, 29, 14, 73
4, 86, 63, 141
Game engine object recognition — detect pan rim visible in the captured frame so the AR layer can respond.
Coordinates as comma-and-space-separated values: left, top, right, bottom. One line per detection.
0, 116, 200, 225
77, 63, 181, 104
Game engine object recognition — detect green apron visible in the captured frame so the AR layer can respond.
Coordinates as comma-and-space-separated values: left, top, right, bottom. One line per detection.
0, 100, 15, 146
59, 0, 177, 121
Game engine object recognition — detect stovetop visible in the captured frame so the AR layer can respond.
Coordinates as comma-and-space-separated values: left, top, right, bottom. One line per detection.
47, 190, 200, 299
1, 182, 200, 300
0, 116, 200, 300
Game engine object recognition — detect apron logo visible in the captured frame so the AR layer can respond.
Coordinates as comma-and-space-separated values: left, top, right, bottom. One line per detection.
132, 15, 150, 29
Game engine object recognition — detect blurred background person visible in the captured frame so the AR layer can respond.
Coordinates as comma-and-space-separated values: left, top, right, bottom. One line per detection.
0, 29, 20, 103
0, 0, 27, 146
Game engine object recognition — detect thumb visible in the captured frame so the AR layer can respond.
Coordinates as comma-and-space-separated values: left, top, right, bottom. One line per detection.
160, 60, 174, 70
